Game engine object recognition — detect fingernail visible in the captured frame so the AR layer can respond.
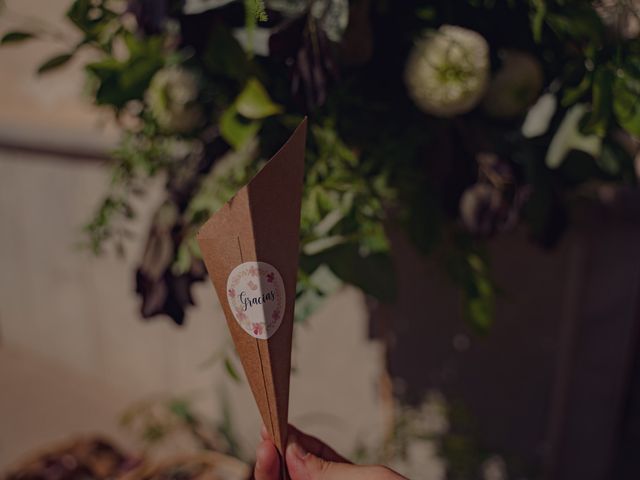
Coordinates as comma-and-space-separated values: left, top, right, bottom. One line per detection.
288, 441, 308, 462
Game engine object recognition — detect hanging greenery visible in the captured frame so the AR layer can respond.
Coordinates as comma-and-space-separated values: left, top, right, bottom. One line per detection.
2, 0, 638, 329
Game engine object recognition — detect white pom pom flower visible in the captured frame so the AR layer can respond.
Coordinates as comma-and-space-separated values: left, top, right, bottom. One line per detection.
404, 25, 490, 117
146, 66, 204, 134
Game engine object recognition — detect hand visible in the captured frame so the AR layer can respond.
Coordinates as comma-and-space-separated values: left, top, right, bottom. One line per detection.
254, 424, 406, 480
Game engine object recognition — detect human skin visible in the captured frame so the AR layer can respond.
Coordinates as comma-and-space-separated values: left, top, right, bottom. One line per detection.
254, 425, 408, 480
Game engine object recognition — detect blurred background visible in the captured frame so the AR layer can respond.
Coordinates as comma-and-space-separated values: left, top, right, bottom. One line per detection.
1, 1, 640, 479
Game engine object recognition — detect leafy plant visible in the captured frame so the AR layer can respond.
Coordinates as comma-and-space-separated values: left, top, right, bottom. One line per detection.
2, 0, 638, 330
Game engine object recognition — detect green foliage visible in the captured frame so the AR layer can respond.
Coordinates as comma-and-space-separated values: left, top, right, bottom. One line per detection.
86, 35, 165, 109
245, 0, 268, 22
236, 78, 283, 119
202, 24, 250, 81
296, 122, 396, 306
66, 0, 119, 50
446, 236, 495, 333
613, 63, 640, 137
295, 265, 342, 322
83, 195, 134, 255
11, 0, 640, 331
223, 356, 242, 383
83, 133, 172, 255
220, 77, 282, 149
219, 105, 262, 149
529, 0, 547, 43
582, 67, 613, 136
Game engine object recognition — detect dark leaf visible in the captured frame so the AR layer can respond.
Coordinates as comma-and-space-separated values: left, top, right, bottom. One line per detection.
202, 24, 249, 81
582, 67, 613, 136
37, 53, 73, 75
303, 244, 396, 302
562, 72, 591, 107
1, 31, 35, 45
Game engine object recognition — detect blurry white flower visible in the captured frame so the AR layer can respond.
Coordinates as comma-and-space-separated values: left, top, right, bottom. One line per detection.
311, 0, 349, 42
481, 455, 507, 480
268, 0, 349, 42
389, 440, 446, 480
483, 50, 544, 118
546, 104, 602, 169
522, 93, 557, 138
183, 0, 236, 15
233, 27, 271, 56
405, 25, 490, 117
146, 67, 204, 133
594, 0, 640, 39
416, 391, 449, 435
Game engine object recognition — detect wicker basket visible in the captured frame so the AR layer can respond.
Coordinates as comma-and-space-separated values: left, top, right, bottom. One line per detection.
118, 452, 249, 480
2, 436, 142, 480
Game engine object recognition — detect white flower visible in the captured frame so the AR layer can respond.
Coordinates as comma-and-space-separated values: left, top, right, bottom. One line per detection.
522, 93, 557, 138
483, 50, 544, 118
311, 0, 349, 42
405, 25, 490, 117
145, 67, 204, 133
594, 0, 640, 39
183, 0, 236, 15
481, 455, 507, 480
546, 104, 602, 169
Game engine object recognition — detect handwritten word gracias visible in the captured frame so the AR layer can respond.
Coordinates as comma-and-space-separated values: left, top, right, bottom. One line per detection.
239, 290, 276, 311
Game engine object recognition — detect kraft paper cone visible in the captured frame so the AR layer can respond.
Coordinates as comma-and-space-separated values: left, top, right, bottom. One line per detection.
197, 118, 307, 479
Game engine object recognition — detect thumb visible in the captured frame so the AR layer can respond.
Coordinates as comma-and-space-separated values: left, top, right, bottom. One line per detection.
285, 441, 401, 480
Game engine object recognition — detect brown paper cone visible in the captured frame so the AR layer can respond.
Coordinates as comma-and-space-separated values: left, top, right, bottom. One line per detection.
197, 118, 307, 479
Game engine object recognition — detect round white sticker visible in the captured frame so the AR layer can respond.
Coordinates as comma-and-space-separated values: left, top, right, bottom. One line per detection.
226, 261, 286, 339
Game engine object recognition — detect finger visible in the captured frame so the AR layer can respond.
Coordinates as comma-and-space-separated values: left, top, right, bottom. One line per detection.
261, 424, 270, 440
285, 442, 405, 480
287, 425, 349, 464
254, 439, 281, 480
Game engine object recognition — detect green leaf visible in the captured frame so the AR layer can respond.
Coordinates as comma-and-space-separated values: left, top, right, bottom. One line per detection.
597, 141, 637, 181
295, 265, 343, 323
546, 7, 604, 45
582, 67, 613, 136
224, 356, 242, 383
37, 53, 73, 74
464, 258, 495, 333
219, 105, 261, 150
597, 143, 622, 176
447, 242, 496, 332
1, 31, 35, 45
168, 399, 196, 423
562, 73, 591, 107
305, 244, 396, 302
530, 0, 546, 43
614, 70, 640, 137
236, 78, 283, 119
203, 24, 249, 81
85, 35, 164, 108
